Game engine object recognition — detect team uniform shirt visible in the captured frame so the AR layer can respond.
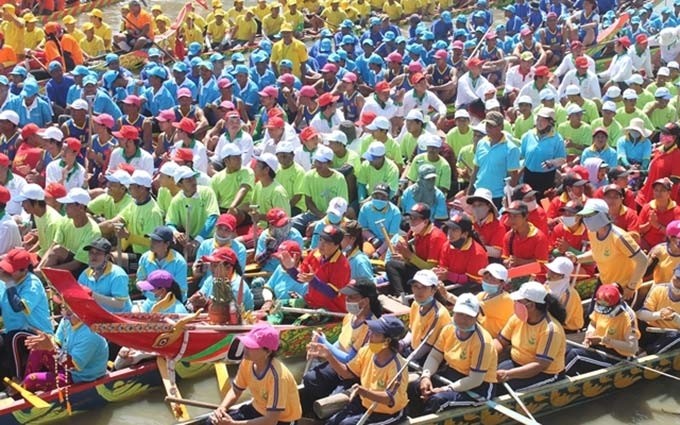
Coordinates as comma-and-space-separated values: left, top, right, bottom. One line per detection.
107, 147, 154, 176
330, 148, 360, 171
499, 314, 566, 374
137, 249, 188, 301
588, 225, 642, 287
347, 346, 408, 414
406, 154, 451, 191
477, 291, 514, 338
549, 222, 589, 255
0, 273, 52, 334
210, 167, 255, 211
77, 263, 132, 313
264, 264, 309, 301
361, 95, 399, 122
300, 169, 348, 213
637, 145, 680, 206
558, 122, 593, 155
198, 275, 254, 311
271, 38, 309, 78
117, 198, 165, 254
140, 293, 188, 314
232, 357, 302, 422
336, 313, 371, 353
400, 186, 448, 221
81, 36, 106, 57
557, 70, 602, 101
309, 111, 345, 134
0, 211, 20, 256
54, 217, 102, 265
513, 113, 535, 140
358, 202, 401, 244
615, 136, 652, 168
641, 283, 680, 330
256, 228, 304, 273
434, 324, 498, 384
581, 145, 618, 168
166, 186, 220, 241
549, 285, 584, 332
232, 15, 257, 41
473, 136, 521, 198
275, 163, 306, 212
298, 249, 351, 312
455, 72, 495, 108
502, 224, 550, 263
359, 136, 404, 166
401, 89, 447, 120
599, 52, 633, 83
347, 248, 374, 282
356, 158, 400, 197
588, 306, 640, 356
88, 193, 133, 221
505, 65, 535, 94
639, 200, 680, 248
516, 83, 558, 109
647, 105, 677, 131
196, 239, 247, 288
93, 22, 112, 47
124, 10, 154, 38
54, 319, 108, 383
173, 140, 209, 174
615, 107, 654, 131
1, 171, 24, 216
214, 130, 255, 166
520, 129, 567, 173
23, 27, 45, 50
33, 207, 65, 257
474, 214, 505, 253
445, 126, 473, 159
649, 243, 680, 285
252, 181, 291, 217
438, 238, 488, 283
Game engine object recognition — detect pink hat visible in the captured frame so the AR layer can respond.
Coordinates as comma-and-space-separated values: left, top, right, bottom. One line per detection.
452, 40, 464, 50
520, 28, 532, 37
408, 62, 423, 73
237, 323, 280, 351
277, 73, 295, 85
93, 113, 115, 129
123, 95, 142, 106
434, 49, 448, 60
299, 85, 317, 97
136, 270, 174, 292
217, 78, 233, 89
219, 100, 236, 110
386, 52, 403, 63
667, 220, 680, 237
258, 85, 279, 98
157, 109, 176, 123
342, 72, 357, 83
177, 87, 192, 98
321, 63, 338, 73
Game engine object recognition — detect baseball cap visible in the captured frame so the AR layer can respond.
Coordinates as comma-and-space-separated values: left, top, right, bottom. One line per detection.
275, 141, 295, 154
159, 161, 180, 178
326, 197, 348, 217
312, 145, 334, 163
299, 85, 317, 98
318, 93, 340, 108
484, 111, 504, 127
256, 152, 279, 173
365, 316, 405, 339
130, 170, 152, 188
559, 200, 585, 214
511, 184, 537, 201
362, 141, 386, 161
545, 257, 574, 277
136, 270, 174, 292
594, 284, 622, 311
602, 184, 624, 197
173, 165, 200, 184
409, 269, 438, 287
655, 87, 672, 100
602, 101, 617, 113
146, 226, 174, 243
237, 323, 280, 351
505, 200, 529, 215
0, 110, 19, 125
173, 148, 194, 163
566, 104, 583, 116
216, 213, 237, 232
444, 213, 473, 233
326, 130, 348, 145
15, 183, 45, 202
517, 95, 533, 105
112, 125, 139, 140
511, 281, 548, 304
93, 113, 115, 129
565, 85, 581, 96
340, 278, 377, 297
274, 240, 302, 257
405, 202, 431, 220
173, 117, 197, 134
367, 116, 391, 132
454, 109, 470, 120
453, 293, 480, 317
319, 224, 344, 245
479, 263, 508, 281
372, 183, 390, 197
106, 169, 132, 187
653, 177, 673, 190
667, 220, 680, 238
57, 188, 90, 205
562, 172, 587, 187
70, 98, 89, 111
539, 89, 556, 101
0, 186, 9, 204
266, 208, 289, 227
626, 74, 644, 86
84, 237, 113, 254
622, 88, 637, 100
418, 164, 437, 180
202, 246, 238, 265
0, 248, 37, 274
577, 198, 609, 215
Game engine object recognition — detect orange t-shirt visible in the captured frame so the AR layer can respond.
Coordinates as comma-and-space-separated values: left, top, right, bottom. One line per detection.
0, 46, 17, 68
45, 35, 84, 69
125, 11, 154, 38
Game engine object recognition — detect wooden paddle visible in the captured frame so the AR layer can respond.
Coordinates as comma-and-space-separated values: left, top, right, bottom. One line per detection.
156, 357, 190, 420
502, 382, 539, 424
165, 396, 218, 409
566, 340, 680, 382
274, 305, 346, 318
3, 377, 51, 409
214, 362, 230, 398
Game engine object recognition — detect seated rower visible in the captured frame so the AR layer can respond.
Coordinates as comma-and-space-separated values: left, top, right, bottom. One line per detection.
23, 302, 108, 393
340, 220, 375, 284
357, 184, 402, 259
410, 294, 497, 415
254, 208, 304, 273
309, 316, 409, 425
637, 265, 680, 354
566, 284, 640, 376
136, 226, 188, 302
258, 241, 308, 321
545, 257, 584, 332
209, 324, 302, 425
647, 220, 680, 285
495, 281, 567, 392
77, 237, 132, 313
476, 264, 514, 339
301, 279, 382, 415
309, 197, 349, 249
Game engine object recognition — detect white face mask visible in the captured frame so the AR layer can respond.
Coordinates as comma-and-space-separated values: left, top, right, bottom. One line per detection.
346, 302, 361, 315
525, 200, 538, 211
583, 213, 610, 232
411, 221, 427, 234
561, 216, 578, 228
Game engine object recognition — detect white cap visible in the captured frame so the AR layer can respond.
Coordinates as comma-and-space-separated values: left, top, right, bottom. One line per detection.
658, 66, 671, 77
38, 126, 64, 142
173, 165, 200, 184
256, 152, 279, 172
472, 122, 487, 135
0, 110, 19, 125
362, 141, 386, 161
537, 107, 555, 119
485, 98, 500, 110
517, 95, 533, 105
406, 109, 425, 121
366, 116, 391, 131
511, 281, 548, 304
606, 86, 622, 98
577, 198, 610, 215
454, 109, 470, 119
159, 161, 180, 177
57, 187, 91, 205
655, 87, 672, 99
622, 88, 638, 100
218, 143, 242, 161
420, 133, 443, 148
479, 263, 508, 281
669, 61, 680, 70
326, 196, 348, 217
453, 293, 480, 317
105, 169, 132, 187
130, 170, 152, 188
625, 74, 644, 85
15, 183, 45, 202
566, 104, 583, 116
70, 99, 89, 111
545, 256, 574, 276
275, 141, 295, 154
602, 101, 617, 112
539, 89, 556, 101
312, 145, 334, 163
409, 269, 439, 287
565, 84, 581, 96
326, 130, 348, 145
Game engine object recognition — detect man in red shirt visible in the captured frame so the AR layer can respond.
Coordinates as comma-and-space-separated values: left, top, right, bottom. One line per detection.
501, 184, 549, 235
11, 124, 45, 184
280, 224, 350, 312
385, 203, 447, 296
547, 173, 588, 221
602, 184, 639, 234
503, 201, 550, 269
467, 188, 504, 262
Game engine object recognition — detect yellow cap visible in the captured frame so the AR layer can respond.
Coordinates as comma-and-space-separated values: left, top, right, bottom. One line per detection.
155, 14, 170, 24
2, 4, 15, 13
214, 9, 225, 16
280, 22, 293, 32
151, 5, 162, 11
82, 22, 94, 31
23, 13, 37, 23
270, 2, 281, 8
212, 0, 222, 6
63, 15, 76, 24
89, 8, 103, 19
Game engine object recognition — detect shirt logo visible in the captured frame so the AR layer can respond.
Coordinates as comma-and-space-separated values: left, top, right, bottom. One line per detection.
528, 336, 536, 345
459, 349, 467, 360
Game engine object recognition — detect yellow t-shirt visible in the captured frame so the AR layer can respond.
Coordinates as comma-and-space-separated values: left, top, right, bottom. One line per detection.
94, 22, 112, 47
589, 226, 642, 288
353, 0, 371, 17
68, 28, 86, 44
347, 347, 408, 414
283, 11, 305, 32
382, 2, 403, 21
500, 314, 566, 375
262, 14, 284, 37
320, 8, 348, 28
409, 300, 451, 350
233, 15, 257, 41
549, 286, 584, 332
81, 35, 106, 57
434, 323, 498, 383
251, 4, 271, 22
207, 21, 228, 43
651, 243, 680, 285
588, 306, 640, 356
23, 28, 45, 50
270, 38, 309, 78
232, 358, 302, 422
477, 291, 513, 338
337, 314, 371, 352
1, 18, 24, 53
183, 24, 204, 47
641, 283, 680, 330
402, 0, 423, 15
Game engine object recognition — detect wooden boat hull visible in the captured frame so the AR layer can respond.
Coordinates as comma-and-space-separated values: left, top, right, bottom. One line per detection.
41, 0, 124, 24
0, 361, 212, 425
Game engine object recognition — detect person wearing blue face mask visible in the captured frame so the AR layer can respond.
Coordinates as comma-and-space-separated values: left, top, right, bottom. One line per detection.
408, 293, 497, 415
340, 220, 374, 284
398, 269, 451, 365
475, 263, 514, 339
309, 197, 349, 249
357, 183, 402, 259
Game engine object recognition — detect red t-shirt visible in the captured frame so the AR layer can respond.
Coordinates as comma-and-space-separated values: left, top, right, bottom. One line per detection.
474, 214, 505, 251
410, 224, 447, 264
438, 238, 489, 282
612, 205, 639, 233
549, 222, 589, 253
301, 249, 351, 312
547, 192, 588, 219
636, 145, 680, 206
11, 142, 44, 178
593, 186, 636, 210
502, 224, 550, 262
638, 200, 680, 249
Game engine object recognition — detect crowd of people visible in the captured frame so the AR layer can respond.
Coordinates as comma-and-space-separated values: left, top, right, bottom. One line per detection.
0, 0, 679, 423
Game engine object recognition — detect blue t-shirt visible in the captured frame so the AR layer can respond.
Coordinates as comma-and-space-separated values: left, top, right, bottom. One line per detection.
0, 273, 53, 334
264, 265, 308, 300
195, 239, 247, 288
358, 201, 402, 243
255, 228, 304, 273
401, 186, 448, 221
77, 263, 132, 313
581, 146, 618, 168
520, 129, 567, 172
46, 75, 75, 109
137, 249, 188, 301
55, 319, 108, 383
347, 249, 374, 283
474, 137, 521, 198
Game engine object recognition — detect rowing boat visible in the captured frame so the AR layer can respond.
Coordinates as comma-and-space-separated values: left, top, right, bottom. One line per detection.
0, 360, 212, 425
40, 0, 124, 24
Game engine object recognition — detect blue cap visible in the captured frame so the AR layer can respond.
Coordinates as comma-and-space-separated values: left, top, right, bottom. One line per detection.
253, 52, 268, 63
421, 31, 435, 41
442, 11, 452, 23
337, 50, 348, 60
383, 31, 396, 42
361, 38, 374, 47
199, 60, 214, 71
235, 64, 249, 74
675, 0, 680, 6
328, 53, 340, 63
48, 61, 62, 73
320, 28, 332, 38
210, 53, 225, 62
105, 53, 119, 65
366, 316, 405, 339
320, 38, 332, 52
454, 28, 468, 38
342, 34, 356, 45
82, 75, 98, 86
190, 57, 203, 67
369, 17, 380, 26
395, 36, 406, 44
0, 76, 8, 86
188, 43, 202, 56
9, 66, 27, 77
504, 5, 515, 13
434, 40, 448, 50
407, 44, 422, 55
473, 11, 486, 19
72, 65, 90, 77
147, 66, 167, 80
368, 54, 384, 66
662, 6, 672, 14
341, 19, 353, 29
475, 25, 488, 33
631, 16, 641, 24
457, 14, 467, 23
496, 24, 506, 32
464, 40, 475, 49
258, 39, 272, 52
102, 70, 121, 88
279, 59, 293, 69
479, 0, 487, 5
231, 53, 246, 63
173, 62, 189, 73
643, 2, 653, 9
148, 47, 161, 58
21, 81, 38, 97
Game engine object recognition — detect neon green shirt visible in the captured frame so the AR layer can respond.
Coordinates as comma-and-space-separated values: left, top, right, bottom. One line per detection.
331, 148, 360, 170
360, 135, 404, 166
558, 121, 593, 155
88, 193, 133, 220
252, 180, 291, 216
276, 163, 306, 211
445, 126, 474, 158
210, 167, 255, 210
34, 206, 65, 257
118, 198, 165, 254
400, 131, 423, 162
166, 186, 220, 238
407, 153, 452, 190
647, 105, 677, 130
457, 144, 475, 181
590, 117, 624, 147
356, 157, 400, 196
513, 114, 535, 140
301, 169, 349, 212
614, 107, 654, 130
566, 99, 599, 123
55, 217, 102, 264
156, 187, 177, 216
635, 90, 655, 110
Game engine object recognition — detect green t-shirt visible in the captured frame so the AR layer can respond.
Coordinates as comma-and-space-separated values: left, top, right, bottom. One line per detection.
457, 144, 475, 181
513, 113, 535, 140
359, 135, 404, 166
252, 181, 291, 216
558, 121, 593, 155
301, 169, 349, 212
565, 99, 600, 124
88, 193, 133, 221
276, 163, 306, 211
445, 126, 474, 158
356, 157, 400, 197
407, 153, 452, 190
614, 107, 654, 130
55, 217, 102, 264
34, 206, 65, 257
399, 131, 419, 162
590, 117, 623, 147
635, 90, 655, 110
647, 105, 677, 130
331, 148, 360, 170
166, 186, 220, 238
157, 187, 177, 216
118, 198, 165, 254
645, 82, 678, 97
210, 167, 255, 210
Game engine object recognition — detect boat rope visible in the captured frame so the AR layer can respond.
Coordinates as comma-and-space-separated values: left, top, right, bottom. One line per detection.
173, 329, 191, 364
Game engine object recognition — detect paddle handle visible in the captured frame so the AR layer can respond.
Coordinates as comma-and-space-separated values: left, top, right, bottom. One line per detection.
164, 396, 218, 410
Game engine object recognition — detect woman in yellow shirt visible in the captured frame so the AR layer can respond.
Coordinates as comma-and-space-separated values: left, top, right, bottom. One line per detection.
476, 263, 514, 338
648, 220, 680, 284
22, 13, 44, 51
637, 266, 680, 353
545, 257, 584, 332
312, 315, 408, 425
494, 281, 567, 392
565, 284, 640, 376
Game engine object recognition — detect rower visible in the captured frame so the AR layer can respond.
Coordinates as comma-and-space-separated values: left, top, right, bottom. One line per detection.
545, 257, 584, 332
172, 117, 209, 174
410, 294, 497, 415
136, 226, 188, 301
308, 316, 408, 425
42, 22, 84, 71
647, 220, 680, 285
467, 189, 504, 263
254, 208, 304, 273
210, 143, 254, 222
210, 324, 302, 425
301, 279, 382, 414
502, 201, 550, 269
357, 184, 401, 259
309, 197, 348, 249
565, 284, 640, 376
77, 237, 132, 313
470, 264, 515, 339
16, 184, 64, 257
256, 240, 307, 320
341, 220, 376, 283
494, 281, 567, 392
637, 264, 680, 354
114, 0, 154, 52
638, 178, 680, 251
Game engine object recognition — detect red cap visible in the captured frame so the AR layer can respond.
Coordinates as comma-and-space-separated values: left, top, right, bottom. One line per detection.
300, 126, 318, 142
45, 22, 60, 35
375, 81, 390, 93
177, 87, 193, 98
173, 148, 194, 163
0, 248, 37, 274
466, 57, 484, 68
520, 28, 532, 37
636, 33, 648, 45
258, 86, 279, 98
546, 11, 558, 19
318, 92, 339, 107
268, 108, 284, 119
265, 116, 285, 129
0, 186, 9, 204
93, 113, 115, 129
45, 182, 67, 199
342, 72, 358, 83
21, 123, 40, 139
266, 208, 289, 227
595, 284, 622, 307
356, 111, 377, 126
534, 65, 551, 77
220, 101, 236, 110
571, 40, 583, 49
113, 125, 139, 140
65, 137, 82, 153
216, 213, 237, 231
277, 73, 295, 85
617, 36, 631, 48
0, 153, 9, 167
123, 95, 142, 106
575, 56, 588, 69
410, 72, 426, 84
299, 85, 317, 97
570, 165, 590, 181
276, 240, 301, 256
172, 117, 197, 134
434, 49, 448, 60
201, 246, 237, 265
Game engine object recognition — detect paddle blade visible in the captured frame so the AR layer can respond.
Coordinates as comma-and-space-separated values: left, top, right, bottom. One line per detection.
507, 262, 541, 279
3, 377, 51, 409
214, 362, 230, 398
